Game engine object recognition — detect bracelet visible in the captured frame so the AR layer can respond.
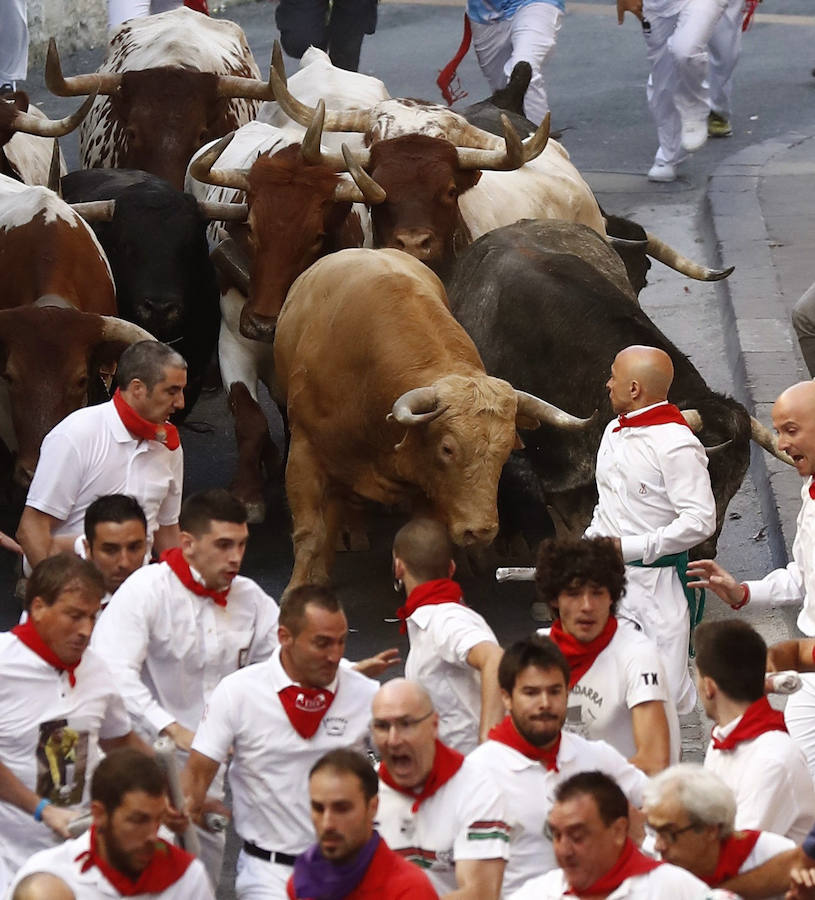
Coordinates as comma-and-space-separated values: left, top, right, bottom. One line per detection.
33, 798, 50, 822
732, 583, 750, 611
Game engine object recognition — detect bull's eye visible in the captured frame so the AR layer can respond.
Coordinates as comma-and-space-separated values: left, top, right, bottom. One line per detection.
447, 186, 458, 200
76, 375, 88, 392
439, 440, 456, 463
1, 371, 13, 385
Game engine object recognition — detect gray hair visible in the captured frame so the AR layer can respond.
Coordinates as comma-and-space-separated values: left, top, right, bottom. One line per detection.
643, 763, 736, 838
117, 341, 186, 392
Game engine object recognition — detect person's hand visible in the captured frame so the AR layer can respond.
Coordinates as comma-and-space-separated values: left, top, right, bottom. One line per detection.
41, 804, 81, 840
685, 559, 745, 607
201, 797, 232, 833
353, 648, 402, 677
617, 0, 643, 24
0, 531, 22, 555
163, 800, 189, 835
161, 722, 195, 753
787, 867, 815, 899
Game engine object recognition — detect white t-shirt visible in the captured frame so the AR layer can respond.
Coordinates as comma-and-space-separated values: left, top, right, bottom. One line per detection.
704, 721, 815, 843
7, 829, 214, 899
90, 562, 279, 737
191, 647, 378, 854
468, 730, 649, 896
25, 400, 183, 553
539, 624, 679, 762
375, 755, 510, 896
0, 635, 132, 873
405, 601, 498, 754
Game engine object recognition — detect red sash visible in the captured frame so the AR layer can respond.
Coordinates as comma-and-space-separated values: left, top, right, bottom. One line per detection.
11, 620, 79, 687
711, 697, 788, 751
76, 826, 193, 896
567, 839, 661, 897
278, 686, 336, 739
488, 715, 560, 771
183, 0, 209, 12
379, 740, 464, 813
160, 547, 228, 607
112, 388, 180, 451
550, 617, 618, 689
612, 403, 691, 433
808, 478, 815, 500
436, 13, 472, 105
704, 830, 762, 886
396, 578, 463, 635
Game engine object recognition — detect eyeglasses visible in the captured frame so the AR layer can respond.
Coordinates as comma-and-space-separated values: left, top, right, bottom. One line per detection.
370, 710, 434, 736
644, 822, 699, 845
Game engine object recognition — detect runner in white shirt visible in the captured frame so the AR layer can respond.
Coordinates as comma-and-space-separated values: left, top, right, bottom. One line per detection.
371, 679, 509, 900
535, 536, 677, 771
7, 749, 213, 900
468, 636, 649, 896
393, 518, 504, 755
0, 555, 145, 878
182, 585, 379, 900
585, 345, 716, 716
91, 489, 279, 886
695, 620, 815, 843
643, 763, 795, 898
17, 341, 186, 570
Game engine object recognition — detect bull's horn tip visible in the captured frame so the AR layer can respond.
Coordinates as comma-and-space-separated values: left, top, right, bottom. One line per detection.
710, 265, 735, 281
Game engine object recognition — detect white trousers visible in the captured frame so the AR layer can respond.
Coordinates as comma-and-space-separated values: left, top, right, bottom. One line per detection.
235, 849, 292, 900
708, 0, 744, 116
0, 0, 28, 84
108, 0, 183, 29
784, 673, 815, 782
470, 2, 563, 125
644, 0, 729, 165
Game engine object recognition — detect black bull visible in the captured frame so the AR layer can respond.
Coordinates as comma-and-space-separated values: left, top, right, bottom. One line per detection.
447, 219, 751, 559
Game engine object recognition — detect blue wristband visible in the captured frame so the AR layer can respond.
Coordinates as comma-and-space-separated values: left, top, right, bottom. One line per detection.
33, 798, 50, 822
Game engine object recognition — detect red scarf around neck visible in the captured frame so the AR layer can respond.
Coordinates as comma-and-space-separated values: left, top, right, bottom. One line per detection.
808, 478, 815, 501
278, 685, 336, 739
379, 739, 464, 813
12, 620, 79, 687
76, 826, 193, 896
160, 547, 229, 607
612, 403, 691, 433
711, 697, 788, 751
396, 578, 463, 635
704, 830, 761, 886
550, 617, 618, 689
488, 715, 560, 771
112, 388, 180, 451
567, 839, 661, 897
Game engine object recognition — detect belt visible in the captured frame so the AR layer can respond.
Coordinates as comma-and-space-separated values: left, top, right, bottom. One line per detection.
243, 841, 297, 866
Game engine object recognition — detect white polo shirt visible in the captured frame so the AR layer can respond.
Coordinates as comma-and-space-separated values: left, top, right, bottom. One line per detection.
7, 829, 214, 899
468, 730, 649, 896
704, 720, 815, 843
404, 603, 499, 754
375, 755, 510, 896
191, 647, 378, 854
25, 400, 183, 553
90, 563, 279, 737
0, 634, 132, 874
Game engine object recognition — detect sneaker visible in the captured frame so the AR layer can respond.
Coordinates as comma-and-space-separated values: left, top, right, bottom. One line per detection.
648, 160, 677, 182
708, 110, 732, 137
681, 118, 708, 152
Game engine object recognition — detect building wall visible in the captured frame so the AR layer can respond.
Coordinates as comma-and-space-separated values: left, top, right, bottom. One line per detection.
27, 0, 108, 63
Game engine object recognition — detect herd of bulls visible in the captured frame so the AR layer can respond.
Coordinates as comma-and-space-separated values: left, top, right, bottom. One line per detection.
0, 7, 792, 593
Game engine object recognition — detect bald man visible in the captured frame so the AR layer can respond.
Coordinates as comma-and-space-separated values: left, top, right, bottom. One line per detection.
585, 346, 716, 715
689, 380, 815, 777
12, 873, 75, 900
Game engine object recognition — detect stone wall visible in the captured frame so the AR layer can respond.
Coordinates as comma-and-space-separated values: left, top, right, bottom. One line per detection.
27, 0, 108, 63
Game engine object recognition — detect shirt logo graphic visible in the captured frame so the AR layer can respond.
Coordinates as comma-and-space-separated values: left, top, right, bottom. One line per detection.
639, 483, 647, 494
295, 692, 327, 711
322, 716, 348, 736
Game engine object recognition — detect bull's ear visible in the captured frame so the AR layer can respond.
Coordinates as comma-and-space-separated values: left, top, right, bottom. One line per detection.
513, 432, 525, 450
515, 414, 539, 431
89, 340, 129, 399
456, 169, 481, 193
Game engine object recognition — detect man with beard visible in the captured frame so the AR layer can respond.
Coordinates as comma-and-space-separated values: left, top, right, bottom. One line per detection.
287, 749, 438, 899
8, 749, 212, 898
468, 636, 648, 896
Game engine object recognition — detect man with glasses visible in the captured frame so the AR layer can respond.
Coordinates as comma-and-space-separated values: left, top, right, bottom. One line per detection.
371, 679, 510, 900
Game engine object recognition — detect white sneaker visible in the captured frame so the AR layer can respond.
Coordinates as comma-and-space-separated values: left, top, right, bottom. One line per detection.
647, 160, 676, 182
681, 118, 708, 152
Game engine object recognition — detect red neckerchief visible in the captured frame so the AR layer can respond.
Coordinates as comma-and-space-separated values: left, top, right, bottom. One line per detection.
566, 839, 661, 897
704, 830, 762, 886
11, 620, 79, 687
436, 13, 472, 105
808, 478, 815, 501
278, 685, 336, 739
112, 388, 180, 451
612, 403, 691, 433
488, 715, 560, 771
160, 547, 229, 607
379, 740, 464, 813
711, 697, 788, 751
396, 578, 463, 635
550, 617, 618, 689
75, 826, 193, 896
183, 0, 209, 12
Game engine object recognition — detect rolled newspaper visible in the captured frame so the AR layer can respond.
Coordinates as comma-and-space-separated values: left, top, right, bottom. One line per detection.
766, 670, 802, 695
66, 812, 93, 838
154, 735, 201, 857
495, 567, 536, 582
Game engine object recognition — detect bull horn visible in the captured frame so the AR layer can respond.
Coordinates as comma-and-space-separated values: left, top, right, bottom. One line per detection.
211, 238, 251, 295
71, 200, 116, 222
340, 144, 385, 204
45, 38, 119, 96
99, 316, 157, 344
607, 236, 649, 251
300, 99, 326, 165
188, 133, 251, 193
750, 415, 795, 466
645, 231, 735, 281
704, 440, 732, 456
215, 62, 276, 102
271, 40, 286, 85
456, 112, 550, 172
270, 67, 372, 133
11, 90, 97, 137
680, 409, 703, 432
388, 387, 447, 426
515, 390, 596, 430
48, 140, 61, 195
196, 200, 249, 221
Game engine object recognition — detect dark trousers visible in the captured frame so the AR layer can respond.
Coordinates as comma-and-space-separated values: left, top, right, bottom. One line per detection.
275, 0, 377, 72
